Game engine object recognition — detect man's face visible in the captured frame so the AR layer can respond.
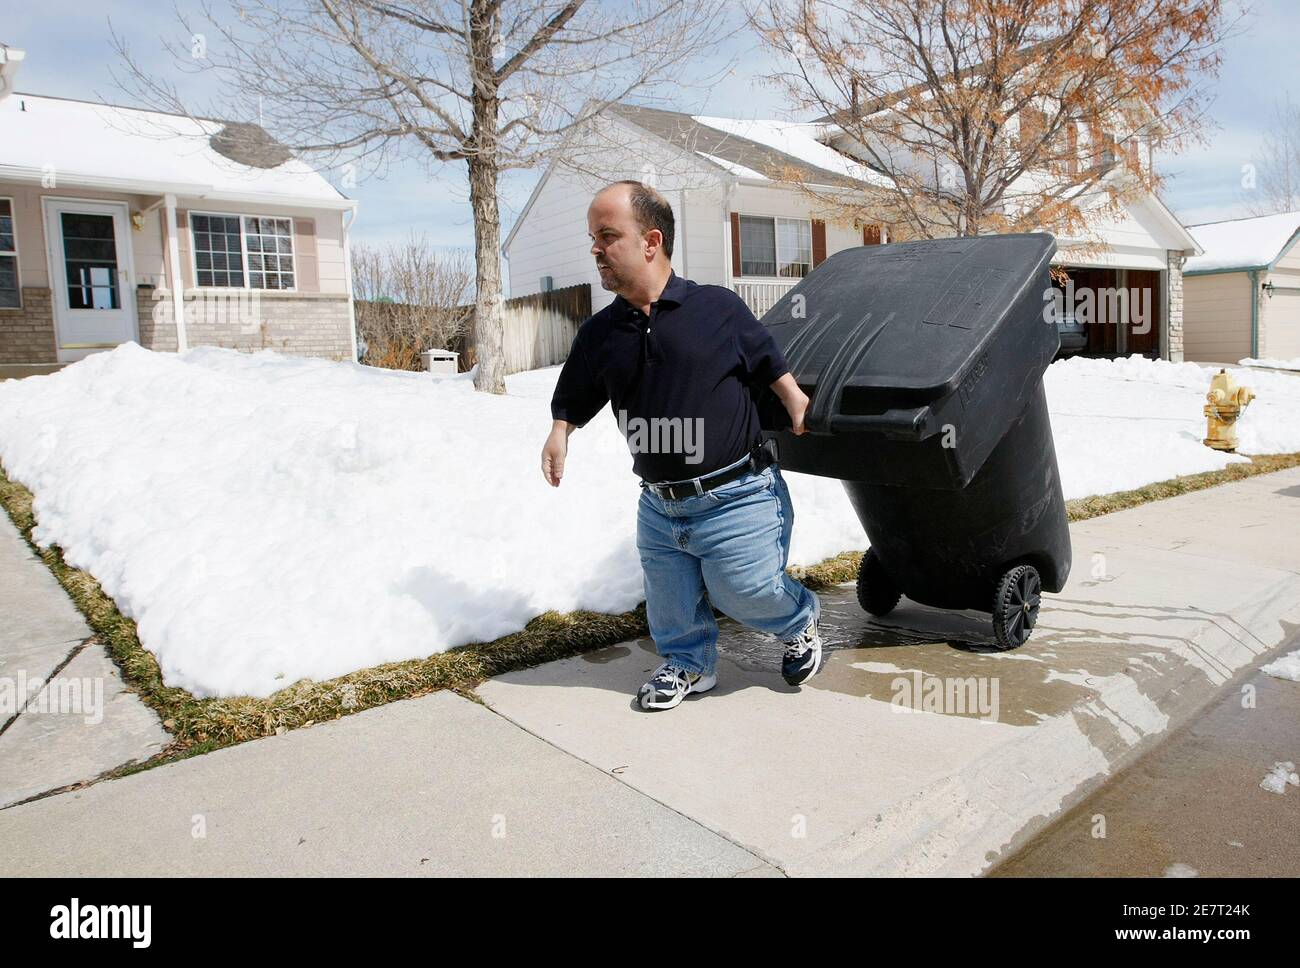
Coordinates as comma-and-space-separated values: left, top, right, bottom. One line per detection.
587, 186, 656, 294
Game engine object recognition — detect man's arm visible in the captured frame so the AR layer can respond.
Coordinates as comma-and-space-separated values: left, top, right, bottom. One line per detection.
542, 419, 579, 487
733, 299, 810, 435
769, 372, 811, 435
543, 328, 608, 487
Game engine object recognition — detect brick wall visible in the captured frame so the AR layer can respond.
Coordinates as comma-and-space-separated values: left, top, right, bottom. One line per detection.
1167, 250, 1185, 363
141, 289, 354, 360
4, 287, 353, 364
137, 288, 179, 352
0, 288, 58, 364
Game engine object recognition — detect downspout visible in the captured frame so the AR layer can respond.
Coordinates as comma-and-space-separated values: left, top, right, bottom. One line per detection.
1249, 268, 1260, 358
342, 204, 360, 362
164, 193, 188, 353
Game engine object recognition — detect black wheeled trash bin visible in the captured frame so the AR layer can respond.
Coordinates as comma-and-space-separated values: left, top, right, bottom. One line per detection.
754, 232, 1071, 649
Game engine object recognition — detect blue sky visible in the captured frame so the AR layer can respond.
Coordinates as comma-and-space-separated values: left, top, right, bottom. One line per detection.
5, 0, 1295, 255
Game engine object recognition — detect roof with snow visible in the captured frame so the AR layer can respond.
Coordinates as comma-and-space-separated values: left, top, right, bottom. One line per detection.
0, 92, 351, 209
1183, 211, 1300, 274
607, 103, 892, 189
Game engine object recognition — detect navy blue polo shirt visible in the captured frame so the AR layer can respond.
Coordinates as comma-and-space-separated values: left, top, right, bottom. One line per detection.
550, 271, 790, 482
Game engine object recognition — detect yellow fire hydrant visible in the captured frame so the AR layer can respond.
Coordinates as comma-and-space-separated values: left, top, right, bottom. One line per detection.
1203, 369, 1255, 452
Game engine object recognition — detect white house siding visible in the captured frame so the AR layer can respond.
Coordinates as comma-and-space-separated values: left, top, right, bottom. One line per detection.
678, 184, 727, 288
506, 114, 726, 313
1182, 271, 1253, 364
1055, 195, 1178, 271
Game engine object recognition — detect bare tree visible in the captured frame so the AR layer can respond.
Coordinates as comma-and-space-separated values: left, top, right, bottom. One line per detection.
353, 236, 473, 370
1243, 93, 1300, 216
113, 0, 731, 392
749, 0, 1241, 258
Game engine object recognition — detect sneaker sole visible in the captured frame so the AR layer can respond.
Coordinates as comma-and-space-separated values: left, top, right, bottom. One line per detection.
638, 672, 717, 710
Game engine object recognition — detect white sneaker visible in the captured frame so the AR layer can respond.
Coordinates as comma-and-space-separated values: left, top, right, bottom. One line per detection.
638, 662, 717, 710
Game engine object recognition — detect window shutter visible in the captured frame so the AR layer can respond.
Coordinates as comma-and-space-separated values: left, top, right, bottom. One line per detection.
862, 224, 882, 246
729, 211, 741, 277
1123, 139, 1140, 174
1018, 107, 1041, 149
812, 219, 826, 266
1066, 123, 1079, 175
293, 218, 319, 292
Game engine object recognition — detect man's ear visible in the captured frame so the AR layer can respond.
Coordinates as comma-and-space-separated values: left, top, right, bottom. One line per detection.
644, 229, 663, 260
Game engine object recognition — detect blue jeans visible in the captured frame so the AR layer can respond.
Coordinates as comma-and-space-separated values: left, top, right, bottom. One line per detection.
636, 457, 821, 677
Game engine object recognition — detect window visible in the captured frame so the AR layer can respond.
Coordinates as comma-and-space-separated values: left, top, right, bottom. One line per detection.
739, 215, 812, 278
0, 198, 19, 308
61, 212, 120, 310
192, 213, 296, 290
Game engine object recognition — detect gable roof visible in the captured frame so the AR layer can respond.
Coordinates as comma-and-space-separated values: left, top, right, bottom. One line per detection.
606, 103, 890, 189
1183, 210, 1300, 274
0, 92, 353, 209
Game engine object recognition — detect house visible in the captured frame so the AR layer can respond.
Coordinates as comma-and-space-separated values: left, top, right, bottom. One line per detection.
0, 44, 358, 371
1181, 210, 1300, 364
503, 100, 1202, 361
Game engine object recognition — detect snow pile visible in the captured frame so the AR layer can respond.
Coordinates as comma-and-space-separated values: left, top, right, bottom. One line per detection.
1240, 357, 1300, 372
0, 344, 863, 698
1259, 762, 1299, 796
1044, 355, 1300, 497
1261, 649, 1300, 682
3, 346, 1300, 698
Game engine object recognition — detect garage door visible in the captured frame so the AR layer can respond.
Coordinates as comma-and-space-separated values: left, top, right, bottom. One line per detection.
1264, 289, 1300, 360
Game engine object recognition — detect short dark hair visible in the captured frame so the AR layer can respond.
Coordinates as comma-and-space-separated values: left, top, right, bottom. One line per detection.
609, 179, 674, 259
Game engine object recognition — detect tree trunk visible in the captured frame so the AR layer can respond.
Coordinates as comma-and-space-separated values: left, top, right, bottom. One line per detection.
469, 154, 507, 394
468, 0, 506, 394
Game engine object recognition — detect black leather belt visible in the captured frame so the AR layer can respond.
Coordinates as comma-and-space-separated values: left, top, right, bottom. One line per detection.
640, 439, 778, 500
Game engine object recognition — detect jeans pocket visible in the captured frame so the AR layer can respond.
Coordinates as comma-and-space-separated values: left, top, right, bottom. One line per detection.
705, 467, 772, 504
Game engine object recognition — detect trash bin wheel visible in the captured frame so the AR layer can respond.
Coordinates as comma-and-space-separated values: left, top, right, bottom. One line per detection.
856, 548, 902, 617
991, 564, 1041, 650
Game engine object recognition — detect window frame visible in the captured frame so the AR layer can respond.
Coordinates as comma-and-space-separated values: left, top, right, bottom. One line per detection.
737, 213, 813, 280
189, 210, 298, 292
0, 196, 23, 311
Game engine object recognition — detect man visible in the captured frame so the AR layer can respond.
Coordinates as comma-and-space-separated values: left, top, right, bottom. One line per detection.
541, 180, 822, 711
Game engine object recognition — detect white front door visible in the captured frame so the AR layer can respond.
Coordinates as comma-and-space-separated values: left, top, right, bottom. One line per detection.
43, 199, 138, 362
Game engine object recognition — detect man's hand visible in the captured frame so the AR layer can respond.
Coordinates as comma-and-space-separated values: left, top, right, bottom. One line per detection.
770, 372, 811, 435
542, 420, 573, 486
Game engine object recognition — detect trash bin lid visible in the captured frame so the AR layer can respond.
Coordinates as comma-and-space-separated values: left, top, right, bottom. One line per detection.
764, 232, 1056, 407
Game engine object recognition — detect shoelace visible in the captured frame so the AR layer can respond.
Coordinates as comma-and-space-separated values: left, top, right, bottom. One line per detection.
652, 663, 690, 687
782, 625, 816, 659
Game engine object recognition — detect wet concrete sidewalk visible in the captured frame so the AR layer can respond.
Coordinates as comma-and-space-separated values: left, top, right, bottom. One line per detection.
0, 509, 169, 808
475, 468, 1300, 876
0, 468, 1296, 875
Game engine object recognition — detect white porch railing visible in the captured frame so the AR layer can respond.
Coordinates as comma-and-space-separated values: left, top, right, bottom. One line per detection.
732, 279, 798, 318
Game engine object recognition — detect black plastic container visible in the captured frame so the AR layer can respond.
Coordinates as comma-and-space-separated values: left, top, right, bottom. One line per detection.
755, 232, 1071, 648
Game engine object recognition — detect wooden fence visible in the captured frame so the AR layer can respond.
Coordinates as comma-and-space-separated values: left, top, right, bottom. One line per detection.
453, 283, 591, 375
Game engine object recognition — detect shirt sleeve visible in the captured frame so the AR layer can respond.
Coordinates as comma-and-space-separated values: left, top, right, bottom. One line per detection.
550, 327, 609, 428
733, 299, 791, 388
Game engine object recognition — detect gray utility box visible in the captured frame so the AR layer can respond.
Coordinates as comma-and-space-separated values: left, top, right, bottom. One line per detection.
422, 349, 460, 375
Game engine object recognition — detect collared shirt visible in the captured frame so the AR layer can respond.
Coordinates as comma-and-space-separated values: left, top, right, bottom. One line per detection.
550, 270, 790, 482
